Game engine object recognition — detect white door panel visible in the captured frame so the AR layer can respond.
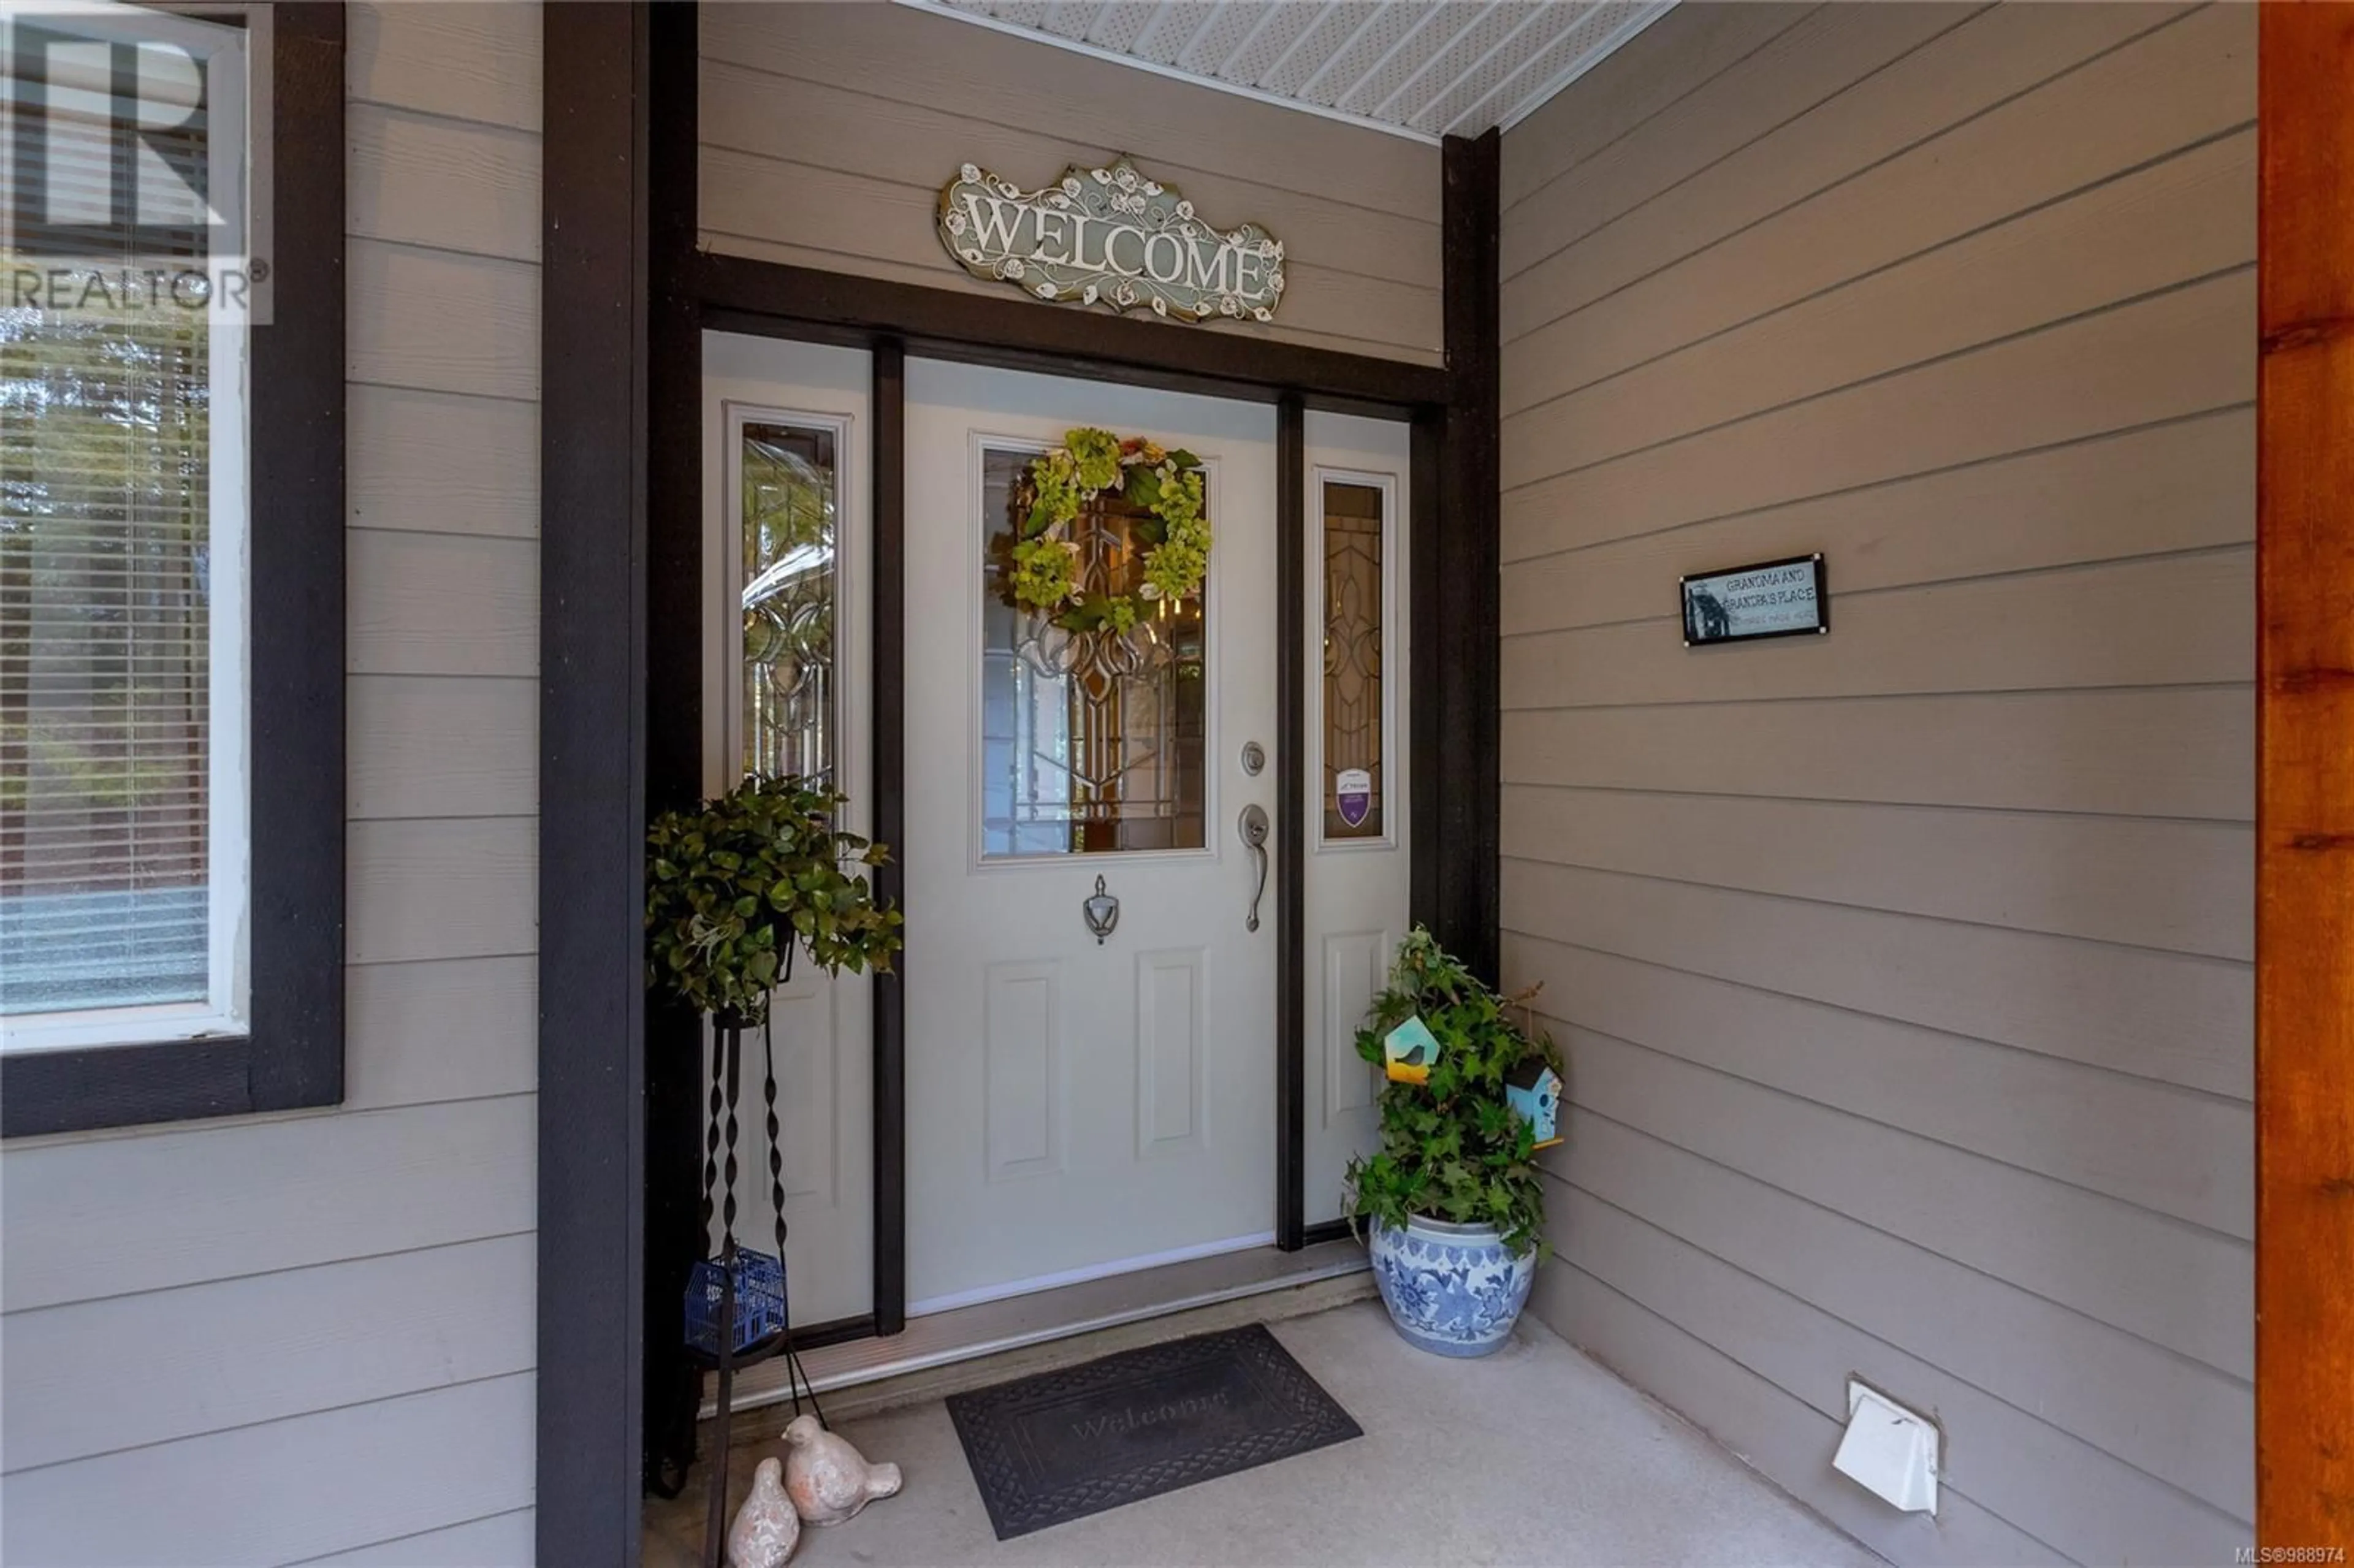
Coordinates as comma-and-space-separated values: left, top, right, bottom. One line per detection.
904, 360, 1279, 1312
700, 332, 874, 1326
1303, 412, 1414, 1226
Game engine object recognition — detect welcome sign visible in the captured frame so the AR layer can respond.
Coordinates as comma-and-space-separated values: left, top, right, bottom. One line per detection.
937, 158, 1286, 324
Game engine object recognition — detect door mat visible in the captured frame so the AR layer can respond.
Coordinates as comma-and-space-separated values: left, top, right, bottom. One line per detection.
944, 1323, 1362, 1539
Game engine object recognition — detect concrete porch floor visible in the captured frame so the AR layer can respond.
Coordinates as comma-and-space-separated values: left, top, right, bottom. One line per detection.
646, 1298, 1882, 1567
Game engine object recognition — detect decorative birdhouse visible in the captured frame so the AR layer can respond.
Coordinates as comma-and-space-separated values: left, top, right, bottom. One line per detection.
1504, 1062, 1563, 1149
1382, 1015, 1442, 1084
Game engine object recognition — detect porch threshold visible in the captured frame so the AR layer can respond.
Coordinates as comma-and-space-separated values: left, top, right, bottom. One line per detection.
709, 1237, 1371, 1419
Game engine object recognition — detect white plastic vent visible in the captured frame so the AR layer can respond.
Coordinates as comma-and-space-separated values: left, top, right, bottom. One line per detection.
905, 0, 1675, 142
1833, 1379, 1940, 1515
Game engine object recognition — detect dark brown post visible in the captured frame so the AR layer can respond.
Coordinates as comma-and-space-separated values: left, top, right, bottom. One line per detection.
1434, 128, 1501, 984
541, 4, 651, 1561
2257, 2, 2354, 1553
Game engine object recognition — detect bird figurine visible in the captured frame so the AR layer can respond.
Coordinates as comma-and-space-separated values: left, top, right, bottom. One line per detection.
726, 1458, 801, 1568
782, 1414, 903, 1526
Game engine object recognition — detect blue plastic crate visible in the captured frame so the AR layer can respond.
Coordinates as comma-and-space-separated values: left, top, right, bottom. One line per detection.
684, 1249, 787, 1355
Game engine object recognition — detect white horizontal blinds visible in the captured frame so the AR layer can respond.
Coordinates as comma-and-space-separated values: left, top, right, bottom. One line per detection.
1, 18, 221, 1017
6, 30, 211, 253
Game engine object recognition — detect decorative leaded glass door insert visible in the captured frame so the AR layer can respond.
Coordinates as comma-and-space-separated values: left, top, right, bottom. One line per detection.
1320, 479, 1385, 841
741, 422, 837, 782
980, 446, 1206, 858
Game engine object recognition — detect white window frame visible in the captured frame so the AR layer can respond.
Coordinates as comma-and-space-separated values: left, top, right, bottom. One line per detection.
0, 0, 251, 1055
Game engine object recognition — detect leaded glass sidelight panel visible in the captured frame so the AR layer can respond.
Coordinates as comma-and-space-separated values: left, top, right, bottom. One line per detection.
739, 421, 838, 782
980, 445, 1206, 858
1321, 479, 1385, 840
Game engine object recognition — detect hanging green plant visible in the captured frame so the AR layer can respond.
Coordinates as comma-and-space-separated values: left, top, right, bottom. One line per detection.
995, 427, 1211, 635
644, 774, 903, 1026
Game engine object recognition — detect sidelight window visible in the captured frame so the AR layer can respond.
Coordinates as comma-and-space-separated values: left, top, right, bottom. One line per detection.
736, 418, 840, 784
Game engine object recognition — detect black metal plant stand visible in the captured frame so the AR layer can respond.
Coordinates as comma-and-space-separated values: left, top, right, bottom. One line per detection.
691, 987, 826, 1568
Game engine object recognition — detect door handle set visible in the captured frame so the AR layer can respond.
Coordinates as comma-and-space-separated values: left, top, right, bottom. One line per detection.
1238, 802, 1270, 933
1075, 805, 1267, 943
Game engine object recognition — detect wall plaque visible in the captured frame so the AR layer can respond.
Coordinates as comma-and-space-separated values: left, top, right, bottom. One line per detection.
1680, 554, 1829, 646
937, 158, 1285, 324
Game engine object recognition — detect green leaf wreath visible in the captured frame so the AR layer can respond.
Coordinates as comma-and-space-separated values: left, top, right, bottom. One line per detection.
996, 427, 1210, 635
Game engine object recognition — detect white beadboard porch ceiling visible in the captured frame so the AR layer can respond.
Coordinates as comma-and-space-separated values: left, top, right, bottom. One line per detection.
893, 0, 1675, 143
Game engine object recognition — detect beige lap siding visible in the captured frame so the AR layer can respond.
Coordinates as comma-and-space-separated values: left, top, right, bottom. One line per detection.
1498, 4, 2253, 1564
0, 5, 543, 1562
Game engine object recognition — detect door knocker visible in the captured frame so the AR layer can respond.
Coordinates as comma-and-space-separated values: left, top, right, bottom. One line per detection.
1083, 875, 1119, 946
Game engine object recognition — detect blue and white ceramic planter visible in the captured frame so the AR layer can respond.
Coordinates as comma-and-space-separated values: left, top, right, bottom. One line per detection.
1367, 1214, 1536, 1358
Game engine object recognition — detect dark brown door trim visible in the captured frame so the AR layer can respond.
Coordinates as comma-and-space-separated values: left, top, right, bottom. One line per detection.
1276, 394, 1309, 1249
870, 338, 911, 1334
639, 0, 708, 1504
695, 252, 1448, 416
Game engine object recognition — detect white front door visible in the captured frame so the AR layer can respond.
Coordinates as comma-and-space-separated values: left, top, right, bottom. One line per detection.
902, 360, 1280, 1313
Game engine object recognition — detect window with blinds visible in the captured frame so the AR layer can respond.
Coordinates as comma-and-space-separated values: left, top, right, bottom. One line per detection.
1, 5, 250, 1046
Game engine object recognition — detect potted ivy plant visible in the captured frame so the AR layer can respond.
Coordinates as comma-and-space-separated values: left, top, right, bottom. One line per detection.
644, 772, 902, 1568
1344, 927, 1564, 1357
